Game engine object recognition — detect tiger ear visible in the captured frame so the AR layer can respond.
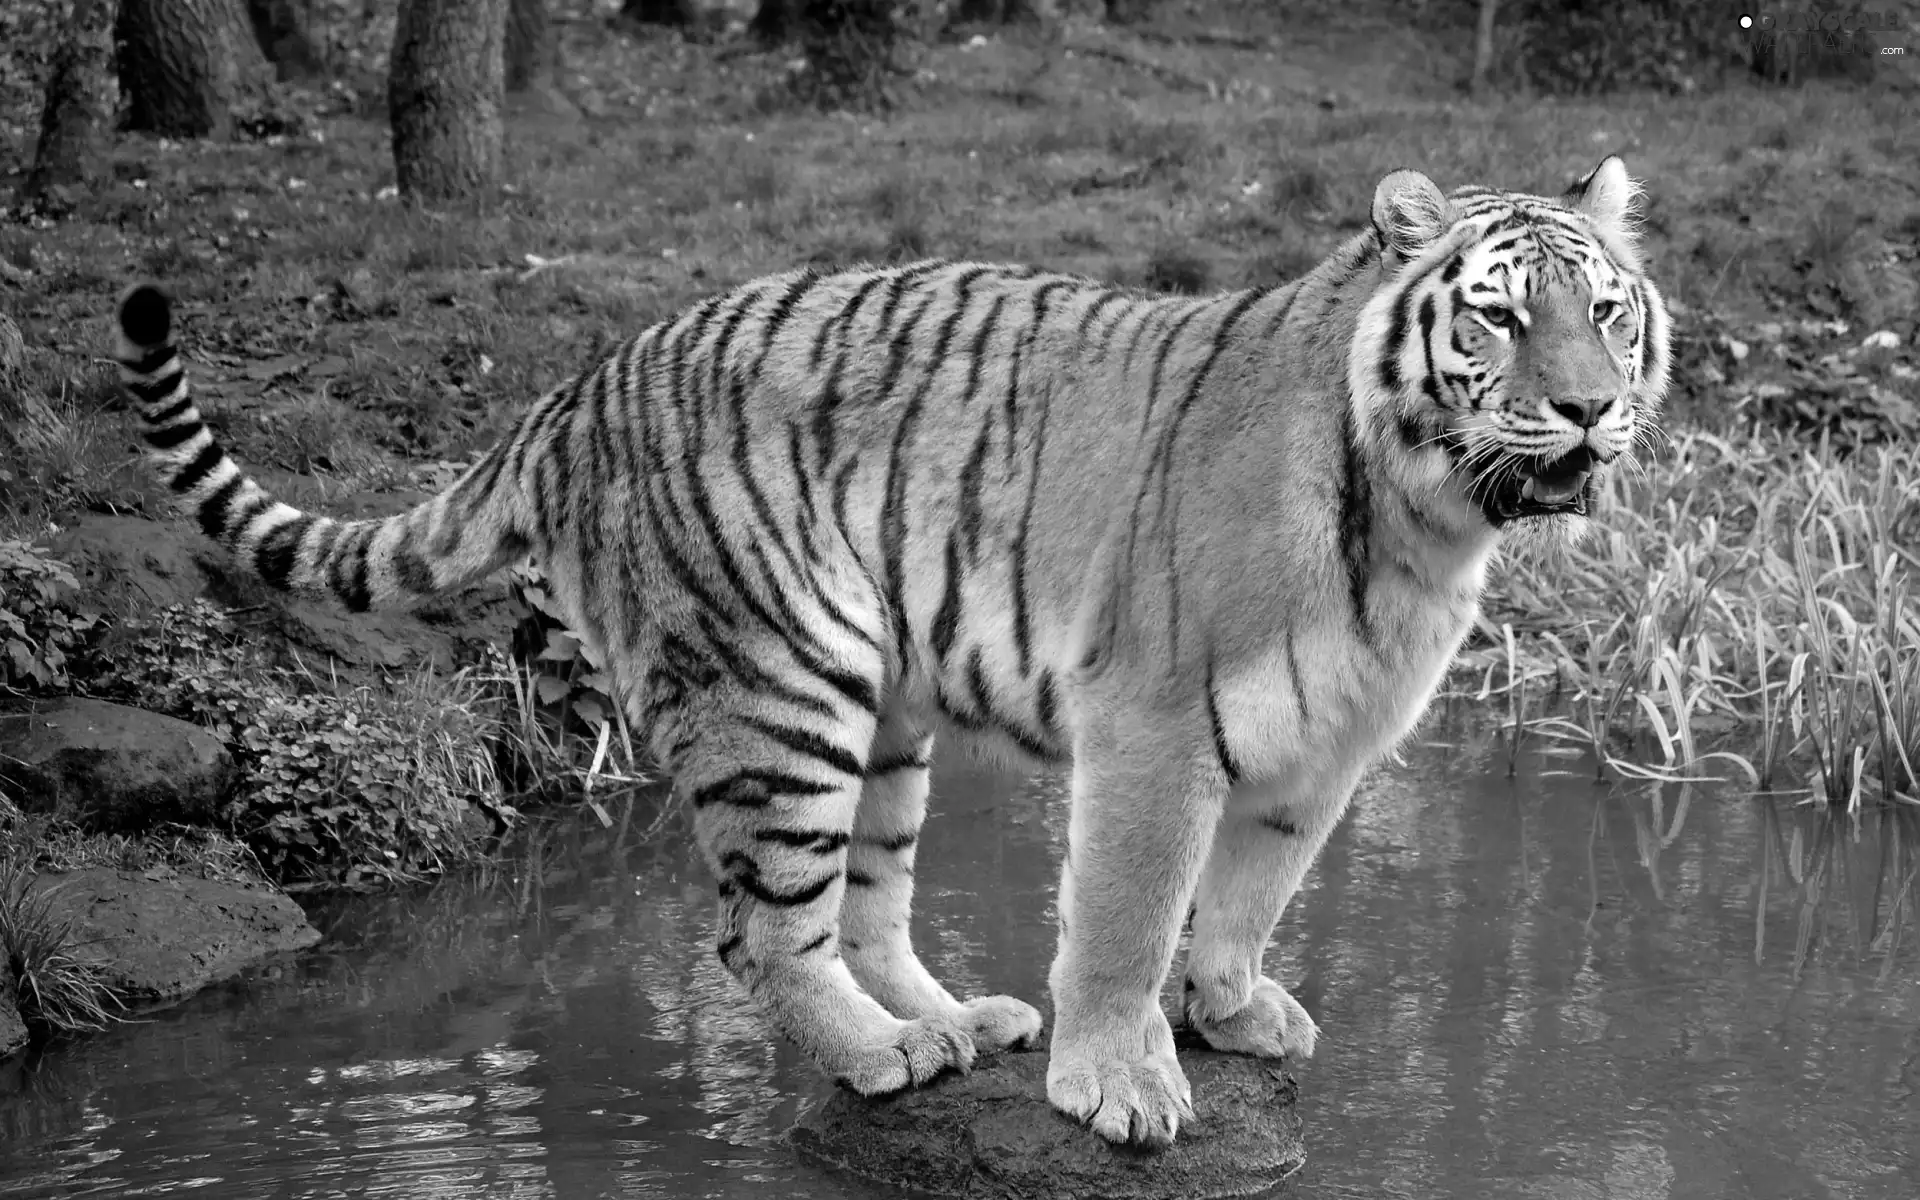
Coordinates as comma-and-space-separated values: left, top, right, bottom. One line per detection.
1564, 155, 1638, 230
1371, 169, 1454, 260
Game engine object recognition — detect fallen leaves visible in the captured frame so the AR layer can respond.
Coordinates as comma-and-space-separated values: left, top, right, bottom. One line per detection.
1692, 311, 1918, 448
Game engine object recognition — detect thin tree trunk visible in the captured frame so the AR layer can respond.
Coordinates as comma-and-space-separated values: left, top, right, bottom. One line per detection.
1469, 0, 1498, 94
505, 0, 557, 93
389, 0, 509, 204
21, 0, 121, 208
118, 0, 274, 138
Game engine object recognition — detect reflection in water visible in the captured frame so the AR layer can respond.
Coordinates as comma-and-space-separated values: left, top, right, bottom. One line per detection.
1, 746, 1915, 1198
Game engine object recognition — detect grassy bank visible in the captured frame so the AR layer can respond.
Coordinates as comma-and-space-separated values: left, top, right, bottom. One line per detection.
2, 9, 1917, 840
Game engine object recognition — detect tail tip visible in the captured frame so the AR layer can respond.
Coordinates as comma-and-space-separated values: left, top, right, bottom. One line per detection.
118, 282, 173, 349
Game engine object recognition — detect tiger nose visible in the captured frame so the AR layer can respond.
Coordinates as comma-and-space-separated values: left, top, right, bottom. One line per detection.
1550, 395, 1613, 428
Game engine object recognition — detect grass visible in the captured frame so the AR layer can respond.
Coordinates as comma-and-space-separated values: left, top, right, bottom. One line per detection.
0, 797, 271, 885
1461, 427, 1920, 807
1, 5, 1918, 833
0, 847, 124, 1038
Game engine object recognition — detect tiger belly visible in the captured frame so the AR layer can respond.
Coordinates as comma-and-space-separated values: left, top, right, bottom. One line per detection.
911, 626, 1073, 768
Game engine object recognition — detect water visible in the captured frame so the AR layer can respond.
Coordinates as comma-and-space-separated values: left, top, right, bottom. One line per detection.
3, 740, 1917, 1199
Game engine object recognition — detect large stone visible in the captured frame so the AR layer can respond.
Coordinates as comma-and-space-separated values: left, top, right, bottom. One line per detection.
30, 868, 322, 1004
0, 697, 233, 832
48, 512, 215, 614
791, 1034, 1305, 1200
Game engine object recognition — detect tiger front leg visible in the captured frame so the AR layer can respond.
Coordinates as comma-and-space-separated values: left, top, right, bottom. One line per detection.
1045, 705, 1225, 1147
687, 728, 979, 1096
841, 716, 1042, 1055
1180, 774, 1356, 1061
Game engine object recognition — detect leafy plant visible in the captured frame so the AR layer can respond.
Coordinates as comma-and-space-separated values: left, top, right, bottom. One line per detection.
80, 601, 505, 887
0, 539, 101, 693
227, 671, 502, 886
494, 561, 648, 819
785, 0, 925, 112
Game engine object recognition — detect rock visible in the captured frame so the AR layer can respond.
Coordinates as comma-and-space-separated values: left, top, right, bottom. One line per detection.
790, 1034, 1305, 1200
55, 474, 515, 663
50, 509, 513, 675
31, 868, 321, 1004
49, 513, 216, 615
0, 960, 27, 1059
0, 697, 234, 832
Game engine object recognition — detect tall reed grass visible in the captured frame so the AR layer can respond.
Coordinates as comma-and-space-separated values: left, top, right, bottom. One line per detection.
1460, 425, 1920, 808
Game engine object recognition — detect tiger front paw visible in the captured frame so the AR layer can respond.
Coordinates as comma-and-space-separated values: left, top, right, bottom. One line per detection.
1046, 1038, 1194, 1148
1184, 974, 1319, 1060
832, 1015, 977, 1095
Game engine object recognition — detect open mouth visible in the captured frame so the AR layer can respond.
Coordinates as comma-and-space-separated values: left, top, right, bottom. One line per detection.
1486, 446, 1596, 523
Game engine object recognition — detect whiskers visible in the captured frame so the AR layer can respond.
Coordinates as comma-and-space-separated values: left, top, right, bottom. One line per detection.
1433, 428, 1515, 513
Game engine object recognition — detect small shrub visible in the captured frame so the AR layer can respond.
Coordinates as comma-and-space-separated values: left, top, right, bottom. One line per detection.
1266, 162, 1333, 218
867, 174, 937, 261
0, 541, 101, 694
1496, 0, 1735, 95
788, 0, 923, 111
1140, 244, 1212, 295
493, 562, 648, 816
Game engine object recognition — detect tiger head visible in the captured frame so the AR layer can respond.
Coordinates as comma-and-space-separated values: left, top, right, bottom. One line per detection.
1351, 155, 1671, 540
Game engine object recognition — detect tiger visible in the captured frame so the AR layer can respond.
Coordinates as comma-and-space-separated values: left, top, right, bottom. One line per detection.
110, 155, 1669, 1148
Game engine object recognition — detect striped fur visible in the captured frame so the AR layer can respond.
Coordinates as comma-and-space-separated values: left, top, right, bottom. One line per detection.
112, 155, 1669, 1147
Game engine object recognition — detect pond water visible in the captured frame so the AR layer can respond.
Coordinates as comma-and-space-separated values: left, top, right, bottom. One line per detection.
3, 738, 1917, 1199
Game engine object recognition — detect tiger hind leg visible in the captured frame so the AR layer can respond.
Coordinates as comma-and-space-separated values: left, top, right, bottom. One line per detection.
840, 709, 1042, 1055
686, 701, 978, 1094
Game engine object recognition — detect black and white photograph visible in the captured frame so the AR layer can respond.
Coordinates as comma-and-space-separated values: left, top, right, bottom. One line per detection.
1, 1, 1916, 1196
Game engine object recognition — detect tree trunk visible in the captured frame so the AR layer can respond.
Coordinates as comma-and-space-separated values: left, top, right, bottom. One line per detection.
505, 0, 558, 93
246, 0, 326, 81
21, 0, 121, 209
118, 0, 275, 138
389, 0, 509, 205
1468, 0, 1498, 94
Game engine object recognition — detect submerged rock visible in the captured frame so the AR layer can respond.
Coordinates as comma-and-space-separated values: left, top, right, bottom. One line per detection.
791, 1034, 1305, 1200
31, 868, 322, 1005
0, 697, 233, 832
